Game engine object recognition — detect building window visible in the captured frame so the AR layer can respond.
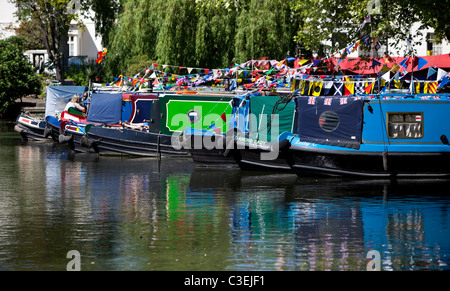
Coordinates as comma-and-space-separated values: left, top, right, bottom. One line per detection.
387, 112, 423, 139
69, 36, 75, 56
427, 33, 443, 56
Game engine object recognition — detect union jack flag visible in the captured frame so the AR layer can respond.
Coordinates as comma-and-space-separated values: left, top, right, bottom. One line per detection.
433, 96, 441, 100
324, 98, 332, 106
420, 96, 429, 100
340, 98, 348, 105
353, 96, 362, 101
308, 97, 316, 105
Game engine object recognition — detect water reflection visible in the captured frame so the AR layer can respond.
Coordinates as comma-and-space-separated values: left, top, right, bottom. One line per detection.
0, 122, 449, 271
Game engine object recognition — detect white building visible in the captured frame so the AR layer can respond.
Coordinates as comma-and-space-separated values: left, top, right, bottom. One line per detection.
0, 0, 18, 40
0, 0, 103, 70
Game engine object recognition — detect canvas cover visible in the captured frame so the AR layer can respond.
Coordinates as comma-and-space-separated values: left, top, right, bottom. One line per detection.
249, 95, 296, 142
297, 96, 364, 149
87, 93, 123, 124
129, 94, 159, 123
45, 86, 88, 117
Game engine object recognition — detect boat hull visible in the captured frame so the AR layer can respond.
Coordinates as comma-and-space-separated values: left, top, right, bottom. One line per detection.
286, 145, 450, 178
15, 115, 50, 141
85, 126, 189, 157
182, 133, 239, 168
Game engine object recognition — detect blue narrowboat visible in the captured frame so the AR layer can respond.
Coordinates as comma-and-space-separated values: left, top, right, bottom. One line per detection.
282, 93, 450, 177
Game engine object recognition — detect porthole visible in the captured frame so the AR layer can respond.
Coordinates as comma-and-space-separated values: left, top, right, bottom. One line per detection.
319, 110, 340, 132
187, 110, 200, 124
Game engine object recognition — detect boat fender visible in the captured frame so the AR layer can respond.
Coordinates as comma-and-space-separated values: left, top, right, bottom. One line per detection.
441, 135, 449, 145
14, 125, 24, 133
278, 139, 291, 151
80, 135, 95, 148
59, 134, 73, 144
44, 127, 52, 138
382, 151, 389, 172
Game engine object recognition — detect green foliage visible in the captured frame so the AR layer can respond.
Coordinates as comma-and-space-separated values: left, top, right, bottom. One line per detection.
124, 55, 155, 77
154, 0, 198, 67
0, 37, 41, 114
292, 0, 449, 56
65, 64, 92, 86
105, 0, 300, 77
234, 0, 299, 63
12, 0, 78, 83
80, 0, 124, 46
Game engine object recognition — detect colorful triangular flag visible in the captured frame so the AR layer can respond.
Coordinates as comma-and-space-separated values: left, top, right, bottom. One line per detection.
417, 57, 428, 70
427, 67, 437, 79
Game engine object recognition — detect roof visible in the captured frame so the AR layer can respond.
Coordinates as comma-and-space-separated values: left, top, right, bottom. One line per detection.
330, 54, 450, 75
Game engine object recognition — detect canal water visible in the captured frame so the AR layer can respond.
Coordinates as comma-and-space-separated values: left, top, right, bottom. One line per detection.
0, 120, 449, 271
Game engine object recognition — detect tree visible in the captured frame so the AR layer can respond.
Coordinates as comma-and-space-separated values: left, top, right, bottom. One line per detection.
292, 0, 449, 57
398, 0, 450, 42
195, 0, 238, 68
0, 37, 41, 114
80, 0, 124, 46
105, 0, 165, 78
154, 0, 198, 68
104, 0, 302, 78
12, 0, 79, 84
234, 0, 300, 62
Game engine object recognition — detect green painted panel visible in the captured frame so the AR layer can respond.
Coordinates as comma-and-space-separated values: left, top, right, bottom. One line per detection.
160, 94, 233, 134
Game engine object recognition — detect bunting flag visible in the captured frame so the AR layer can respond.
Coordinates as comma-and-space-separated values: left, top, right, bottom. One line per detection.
333, 82, 344, 96
437, 68, 448, 81
393, 79, 402, 89
438, 77, 450, 89
414, 82, 425, 93
312, 60, 322, 67
308, 96, 316, 105
324, 98, 333, 106
355, 81, 365, 94
344, 82, 355, 96
417, 57, 428, 70
303, 80, 311, 95
427, 67, 437, 79
362, 35, 371, 47
311, 81, 323, 96
322, 81, 333, 96
358, 14, 371, 31
344, 77, 354, 96
427, 82, 438, 93
364, 82, 374, 94
399, 57, 409, 69
370, 59, 381, 68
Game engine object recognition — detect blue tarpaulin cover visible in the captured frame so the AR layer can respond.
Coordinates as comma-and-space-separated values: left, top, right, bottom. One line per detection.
297, 96, 364, 149
45, 86, 88, 117
87, 93, 123, 124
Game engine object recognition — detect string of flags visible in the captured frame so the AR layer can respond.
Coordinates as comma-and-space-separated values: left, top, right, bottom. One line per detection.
97, 39, 449, 93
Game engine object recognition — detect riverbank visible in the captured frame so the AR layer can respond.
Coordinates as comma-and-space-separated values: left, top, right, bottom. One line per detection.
0, 97, 45, 120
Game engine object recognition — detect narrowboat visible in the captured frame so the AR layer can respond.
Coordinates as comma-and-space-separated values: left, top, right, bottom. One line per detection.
282, 93, 450, 178
183, 91, 296, 171
15, 85, 87, 141
172, 91, 239, 167
83, 92, 188, 156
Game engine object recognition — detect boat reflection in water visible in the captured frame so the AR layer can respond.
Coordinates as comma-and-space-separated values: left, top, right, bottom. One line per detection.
1, 136, 449, 270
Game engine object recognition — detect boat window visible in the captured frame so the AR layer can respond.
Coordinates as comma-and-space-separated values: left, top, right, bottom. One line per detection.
319, 110, 340, 132
387, 112, 423, 139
